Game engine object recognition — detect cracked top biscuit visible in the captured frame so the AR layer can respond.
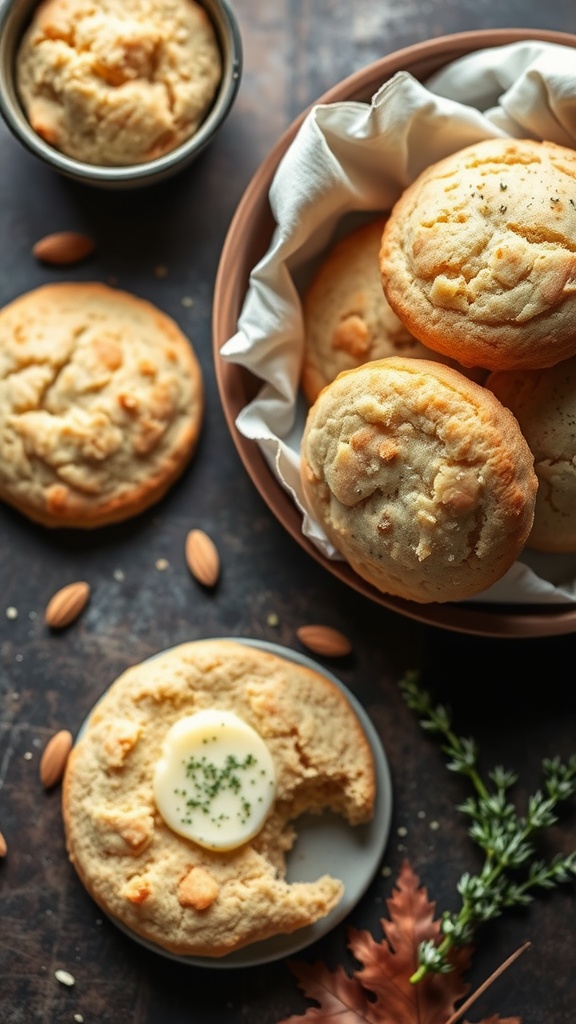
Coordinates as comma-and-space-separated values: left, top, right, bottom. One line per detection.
301, 217, 486, 405
488, 358, 576, 553
379, 138, 576, 371
300, 357, 538, 604
16, 0, 222, 166
62, 639, 376, 958
0, 282, 203, 528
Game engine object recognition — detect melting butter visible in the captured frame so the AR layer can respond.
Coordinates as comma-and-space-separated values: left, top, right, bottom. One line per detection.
153, 709, 277, 851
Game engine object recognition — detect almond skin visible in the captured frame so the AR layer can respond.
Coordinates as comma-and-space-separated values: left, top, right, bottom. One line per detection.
40, 729, 73, 789
45, 581, 90, 629
32, 231, 95, 266
0, 830, 7, 858
185, 529, 220, 587
296, 625, 352, 658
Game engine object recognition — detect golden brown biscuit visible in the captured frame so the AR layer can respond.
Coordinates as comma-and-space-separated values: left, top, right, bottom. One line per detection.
302, 217, 485, 403
488, 358, 576, 552
380, 138, 576, 371
300, 357, 537, 604
16, 0, 222, 166
0, 282, 203, 528
62, 639, 376, 958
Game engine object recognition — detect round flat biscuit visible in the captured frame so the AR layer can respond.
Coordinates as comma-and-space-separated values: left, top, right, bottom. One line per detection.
380, 138, 576, 371
16, 0, 222, 166
489, 358, 576, 552
0, 282, 203, 528
62, 639, 376, 958
300, 357, 537, 604
302, 217, 485, 404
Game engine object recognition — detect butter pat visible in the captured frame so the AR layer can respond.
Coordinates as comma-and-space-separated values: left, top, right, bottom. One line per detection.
153, 710, 277, 851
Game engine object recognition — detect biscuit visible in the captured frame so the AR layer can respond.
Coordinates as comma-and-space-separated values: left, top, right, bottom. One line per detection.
16, 0, 222, 166
488, 358, 576, 552
62, 639, 376, 958
301, 218, 485, 403
0, 282, 203, 528
300, 357, 537, 604
380, 138, 576, 371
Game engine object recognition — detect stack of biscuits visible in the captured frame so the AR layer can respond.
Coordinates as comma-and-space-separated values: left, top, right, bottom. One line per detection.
300, 137, 576, 603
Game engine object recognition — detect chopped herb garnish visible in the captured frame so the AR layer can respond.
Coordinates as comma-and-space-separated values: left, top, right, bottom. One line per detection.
177, 751, 260, 826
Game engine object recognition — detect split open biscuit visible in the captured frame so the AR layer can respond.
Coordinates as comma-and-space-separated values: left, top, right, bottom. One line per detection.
62, 639, 376, 958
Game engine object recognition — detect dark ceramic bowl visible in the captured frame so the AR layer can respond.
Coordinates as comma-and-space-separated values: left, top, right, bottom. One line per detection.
0, 0, 242, 188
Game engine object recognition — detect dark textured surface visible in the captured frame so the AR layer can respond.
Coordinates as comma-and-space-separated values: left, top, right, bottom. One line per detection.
1, 2, 576, 1022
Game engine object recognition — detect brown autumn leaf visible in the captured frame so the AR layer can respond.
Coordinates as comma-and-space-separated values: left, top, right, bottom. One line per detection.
279, 860, 522, 1024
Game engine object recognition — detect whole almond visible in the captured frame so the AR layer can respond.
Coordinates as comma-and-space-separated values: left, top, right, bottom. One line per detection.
40, 730, 73, 789
185, 529, 220, 587
296, 625, 352, 658
45, 581, 90, 629
0, 830, 7, 858
32, 231, 95, 266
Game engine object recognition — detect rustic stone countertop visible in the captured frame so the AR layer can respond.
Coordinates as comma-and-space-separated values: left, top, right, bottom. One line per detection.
0, 2, 575, 1022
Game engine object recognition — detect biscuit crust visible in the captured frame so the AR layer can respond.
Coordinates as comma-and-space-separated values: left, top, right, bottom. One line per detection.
301, 357, 537, 603
62, 640, 376, 958
16, 0, 222, 166
302, 218, 421, 402
0, 282, 203, 528
380, 138, 576, 371
302, 217, 485, 404
489, 359, 576, 552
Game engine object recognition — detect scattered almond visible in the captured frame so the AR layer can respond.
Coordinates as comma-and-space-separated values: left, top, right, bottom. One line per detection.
45, 581, 90, 629
40, 729, 73, 789
0, 830, 7, 858
296, 624, 353, 658
185, 529, 220, 587
54, 969, 76, 987
32, 231, 95, 266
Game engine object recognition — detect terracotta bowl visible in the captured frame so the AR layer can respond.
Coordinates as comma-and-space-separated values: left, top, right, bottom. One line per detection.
213, 28, 576, 639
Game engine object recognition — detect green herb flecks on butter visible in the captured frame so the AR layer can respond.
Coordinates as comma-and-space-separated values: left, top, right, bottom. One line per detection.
153, 710, 277, 851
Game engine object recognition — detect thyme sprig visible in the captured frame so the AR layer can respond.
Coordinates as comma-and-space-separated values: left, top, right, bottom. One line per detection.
399, 671, 576, 984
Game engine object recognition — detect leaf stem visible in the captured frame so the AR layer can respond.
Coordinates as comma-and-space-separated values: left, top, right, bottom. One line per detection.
442, 942, 531, 1024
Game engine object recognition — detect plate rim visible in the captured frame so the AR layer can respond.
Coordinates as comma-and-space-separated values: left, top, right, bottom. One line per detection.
212, 27, 576, 639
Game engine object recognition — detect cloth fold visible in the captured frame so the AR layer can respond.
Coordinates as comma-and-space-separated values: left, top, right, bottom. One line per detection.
221, 40, 576, 605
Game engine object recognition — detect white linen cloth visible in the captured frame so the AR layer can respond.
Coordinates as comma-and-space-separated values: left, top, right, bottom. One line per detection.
220, 41, 576, 604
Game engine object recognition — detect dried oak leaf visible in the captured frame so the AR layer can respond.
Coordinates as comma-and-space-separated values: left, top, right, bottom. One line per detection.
280, 860, 521, 1024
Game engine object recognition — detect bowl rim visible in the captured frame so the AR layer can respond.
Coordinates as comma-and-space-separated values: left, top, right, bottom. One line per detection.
213, 27, 576, 639
0, 0, 243, 187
